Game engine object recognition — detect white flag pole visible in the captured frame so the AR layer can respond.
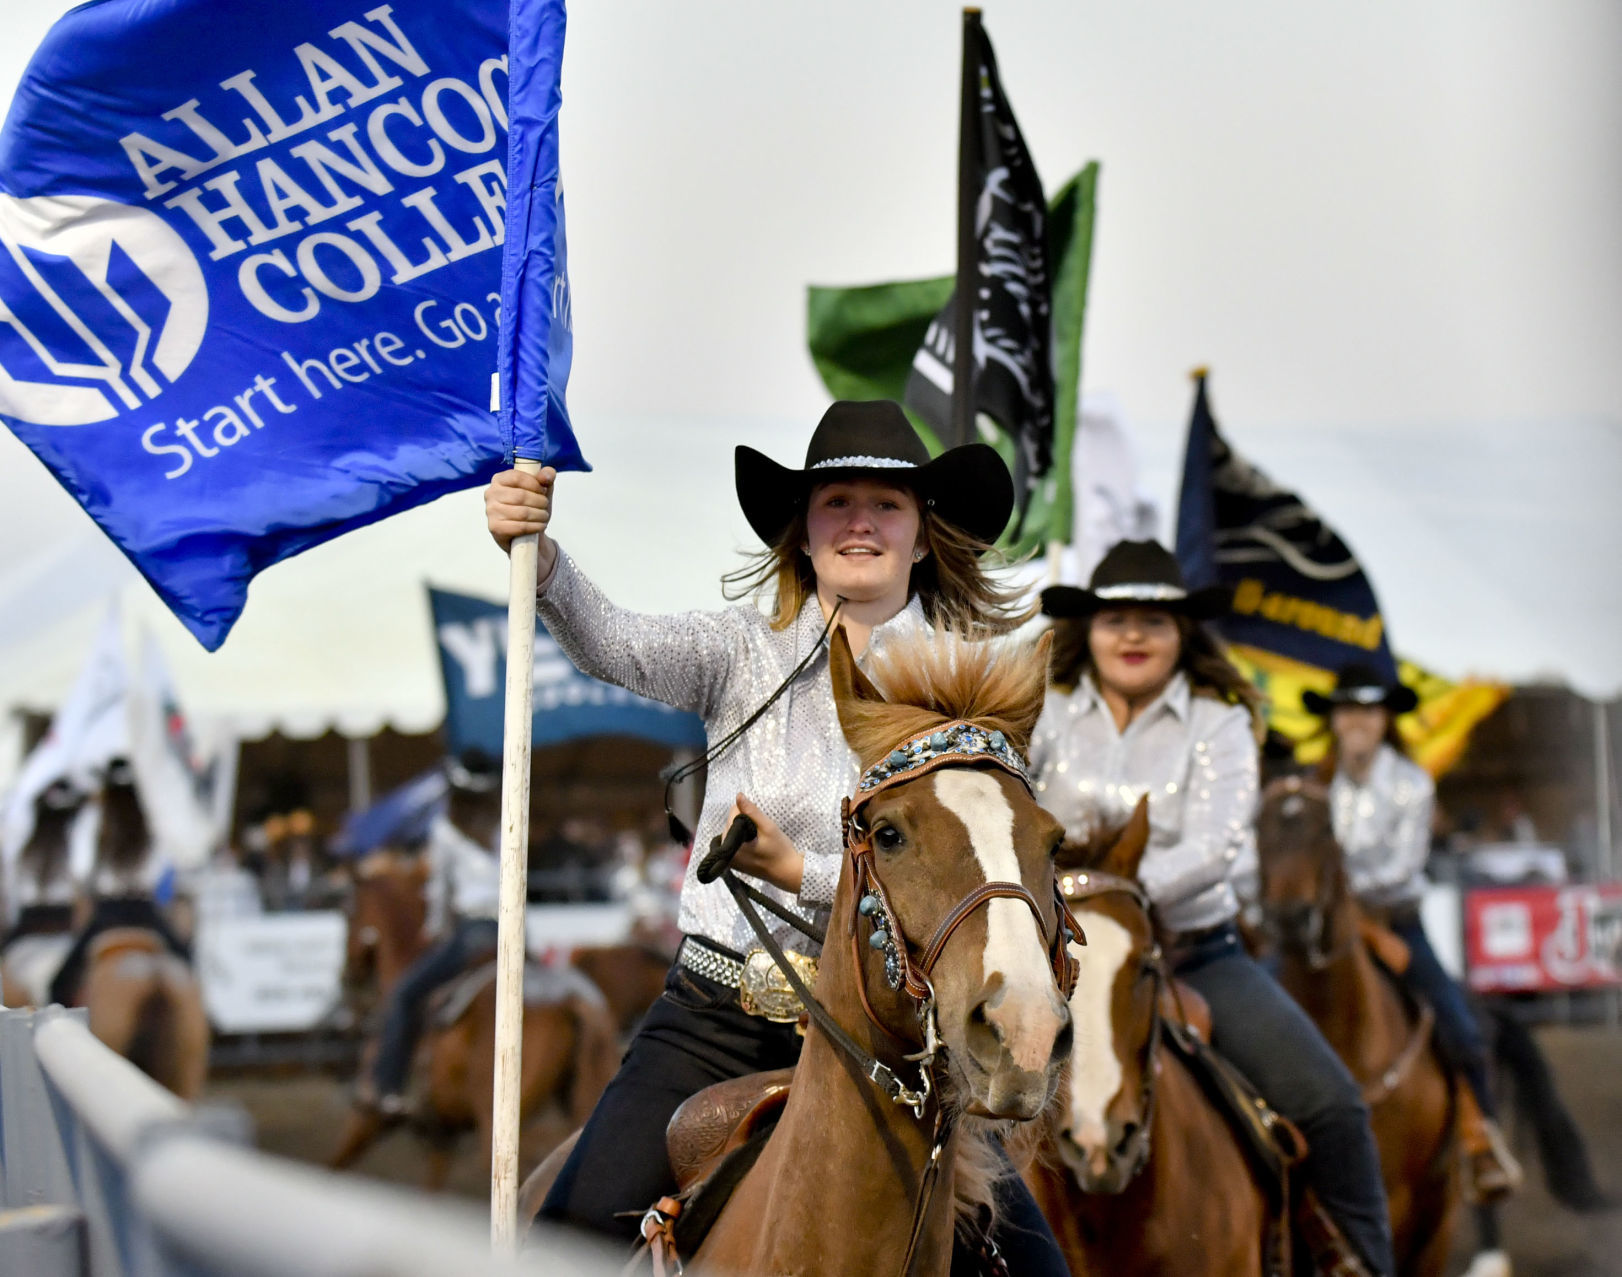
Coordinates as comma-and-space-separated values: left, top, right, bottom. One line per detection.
491, 457, 541, 1250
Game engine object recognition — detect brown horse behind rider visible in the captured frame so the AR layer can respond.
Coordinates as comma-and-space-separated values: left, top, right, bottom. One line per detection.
1256, 777, 1460, 1277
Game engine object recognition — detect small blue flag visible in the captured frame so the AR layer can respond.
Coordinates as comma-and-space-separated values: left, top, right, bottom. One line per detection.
0, 0, 585, 651
430, 586, 708, 756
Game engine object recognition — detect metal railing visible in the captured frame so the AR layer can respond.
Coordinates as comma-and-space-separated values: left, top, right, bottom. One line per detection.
0, 1006, 619, 1276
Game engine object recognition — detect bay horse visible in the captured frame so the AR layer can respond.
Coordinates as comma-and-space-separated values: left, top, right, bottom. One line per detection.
1255, 777, 1459, 1277
331, 840, 621, 1187
1016, 798, 1286, 1277
77, 767, 210, 1099
659, 626, 1075, 1275
343, 849, 431, 1013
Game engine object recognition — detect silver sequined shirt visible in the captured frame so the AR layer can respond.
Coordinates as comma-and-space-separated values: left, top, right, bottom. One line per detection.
538, 548, 924, 958
1329, 744, 1434, 908
1030, 672, 1258, 935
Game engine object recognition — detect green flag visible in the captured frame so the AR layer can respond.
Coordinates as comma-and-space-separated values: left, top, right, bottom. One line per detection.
805, 163, 1098, 557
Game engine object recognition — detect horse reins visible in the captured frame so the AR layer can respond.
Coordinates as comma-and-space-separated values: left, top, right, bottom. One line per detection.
1058, 867, 1166, 1179
702, 719, 1083, 1276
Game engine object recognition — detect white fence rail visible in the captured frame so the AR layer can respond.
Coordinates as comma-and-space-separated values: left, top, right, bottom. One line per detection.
0, 1006, 618, 1276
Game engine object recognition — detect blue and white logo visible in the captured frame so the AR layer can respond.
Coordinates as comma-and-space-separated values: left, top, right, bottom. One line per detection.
0, 194, 208, 426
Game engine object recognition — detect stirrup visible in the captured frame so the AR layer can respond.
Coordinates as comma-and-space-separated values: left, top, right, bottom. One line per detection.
1467, 1120, 1524, 1204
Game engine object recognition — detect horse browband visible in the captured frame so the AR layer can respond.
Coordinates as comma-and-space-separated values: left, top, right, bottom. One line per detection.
843, 722, 1082, 1016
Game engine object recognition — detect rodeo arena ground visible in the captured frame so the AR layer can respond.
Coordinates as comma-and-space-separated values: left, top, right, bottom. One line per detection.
1, 2, 1619, 1276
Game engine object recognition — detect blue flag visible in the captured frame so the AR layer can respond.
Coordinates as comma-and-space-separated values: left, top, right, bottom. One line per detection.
430, 586, 707, 756
0, 0, 584, 651
1174, 372, 1399, 681
496, 0, 576, 461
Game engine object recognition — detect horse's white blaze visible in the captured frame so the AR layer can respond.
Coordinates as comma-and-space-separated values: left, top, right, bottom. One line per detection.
930, 770, 1055, 1030
1064, 910, 1132, 1150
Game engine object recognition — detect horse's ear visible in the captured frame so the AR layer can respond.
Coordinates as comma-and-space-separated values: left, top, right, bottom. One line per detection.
829, 625, 884, 714
999, 629, 1053, 754
1100, 795, 1152, 881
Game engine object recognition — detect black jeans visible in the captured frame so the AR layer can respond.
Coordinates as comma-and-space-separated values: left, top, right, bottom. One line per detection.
47, 896, 189, 1007
541, 963, 1068, 1275
1176, 924, 1396, 1277
1388, 913, 1495, 1115
371, 916, 498, 1095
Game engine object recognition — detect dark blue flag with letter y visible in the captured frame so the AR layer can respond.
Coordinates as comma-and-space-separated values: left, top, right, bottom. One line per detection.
0, 0, 584, 650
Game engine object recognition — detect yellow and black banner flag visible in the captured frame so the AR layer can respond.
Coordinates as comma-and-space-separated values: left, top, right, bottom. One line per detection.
1175, 372, 1505, 775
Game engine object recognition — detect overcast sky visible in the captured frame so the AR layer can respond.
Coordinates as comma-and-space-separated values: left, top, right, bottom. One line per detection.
1, 0, 1619, 724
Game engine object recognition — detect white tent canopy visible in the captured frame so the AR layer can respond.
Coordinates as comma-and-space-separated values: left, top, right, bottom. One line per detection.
2, 2, 1618, 760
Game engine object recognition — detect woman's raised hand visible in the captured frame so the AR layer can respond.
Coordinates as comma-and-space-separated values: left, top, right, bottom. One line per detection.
485, 466, 558, 560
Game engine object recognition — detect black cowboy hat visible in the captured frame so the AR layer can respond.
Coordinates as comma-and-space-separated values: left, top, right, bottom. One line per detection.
1039, 539, 1232, 621
734, 400, 1014, 549
1302, 663, 1419, 717
446, 748, 501, 794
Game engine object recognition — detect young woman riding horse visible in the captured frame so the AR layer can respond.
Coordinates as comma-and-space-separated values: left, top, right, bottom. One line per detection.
1306, 663, 1521, 1203
1030, 539, 1396, 1277
680, 625, 1073, 1274
484, 399, 1069, 1271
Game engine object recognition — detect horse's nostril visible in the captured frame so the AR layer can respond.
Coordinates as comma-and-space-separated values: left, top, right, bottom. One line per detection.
965, 999, 1002, 1059
1052, 1016, 1074, 1061
1114, 1121, 1140, 1155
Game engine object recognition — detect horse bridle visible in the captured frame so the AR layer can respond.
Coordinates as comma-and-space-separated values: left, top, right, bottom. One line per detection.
1257, 777, 1353, 971
842, 722, 1084, 1078
1058, 867, 1166, 1183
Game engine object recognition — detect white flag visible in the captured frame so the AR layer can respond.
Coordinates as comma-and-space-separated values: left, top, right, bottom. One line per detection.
1068, 390, 1159, 583
1, 605, 128, 872
1011, 392, 1160, 597
128, 629, 236, 871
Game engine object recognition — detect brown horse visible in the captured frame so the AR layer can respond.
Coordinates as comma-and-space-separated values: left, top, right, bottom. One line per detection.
1017, 799, 1283, 1277
78, 769, 210, 1099
331, 844, 621, 1187
1255, 778, 1459, 1277
672, 626, 1074, 1275
567, 941, 669, 1034
81, 927, 211, 1099
343, 849, 431, 1011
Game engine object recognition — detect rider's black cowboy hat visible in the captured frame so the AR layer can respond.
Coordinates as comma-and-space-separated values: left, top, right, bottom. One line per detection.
734, 400, 1014, 548
1301, 663, 1419, 717
445, 748, 501, 794
1039, 539, 1231, 621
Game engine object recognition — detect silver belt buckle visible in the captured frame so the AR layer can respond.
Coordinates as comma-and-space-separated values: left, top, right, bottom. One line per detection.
737, 949, 816, 1023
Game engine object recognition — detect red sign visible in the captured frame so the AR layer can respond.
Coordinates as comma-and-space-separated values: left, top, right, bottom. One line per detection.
1465, 884, 1622, 993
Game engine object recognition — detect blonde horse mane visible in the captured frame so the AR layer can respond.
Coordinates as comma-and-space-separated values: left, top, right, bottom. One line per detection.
837, 626, 1052, 770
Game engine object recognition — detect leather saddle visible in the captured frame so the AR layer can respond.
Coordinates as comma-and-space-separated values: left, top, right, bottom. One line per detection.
88, 927, 168, 966
630, 1067, 795, 1264
1160, 977, 1213, 1042
667, 1067, 795, 1190
1358, 916, 1413, 978
428, 956, 605, 1030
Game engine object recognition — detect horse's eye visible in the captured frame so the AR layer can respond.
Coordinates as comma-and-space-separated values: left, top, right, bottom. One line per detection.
874, 824, 906, 852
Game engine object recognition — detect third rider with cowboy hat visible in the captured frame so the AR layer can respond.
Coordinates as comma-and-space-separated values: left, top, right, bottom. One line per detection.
1308, 661, 1522, 1203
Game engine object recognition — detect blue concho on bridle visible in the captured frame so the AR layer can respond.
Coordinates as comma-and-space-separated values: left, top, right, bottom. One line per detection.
857, 720, 1031, 794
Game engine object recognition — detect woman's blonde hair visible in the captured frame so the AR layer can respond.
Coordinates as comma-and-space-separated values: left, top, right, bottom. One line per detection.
720, 492, 1033, 635
1048, 612, 1266, 732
